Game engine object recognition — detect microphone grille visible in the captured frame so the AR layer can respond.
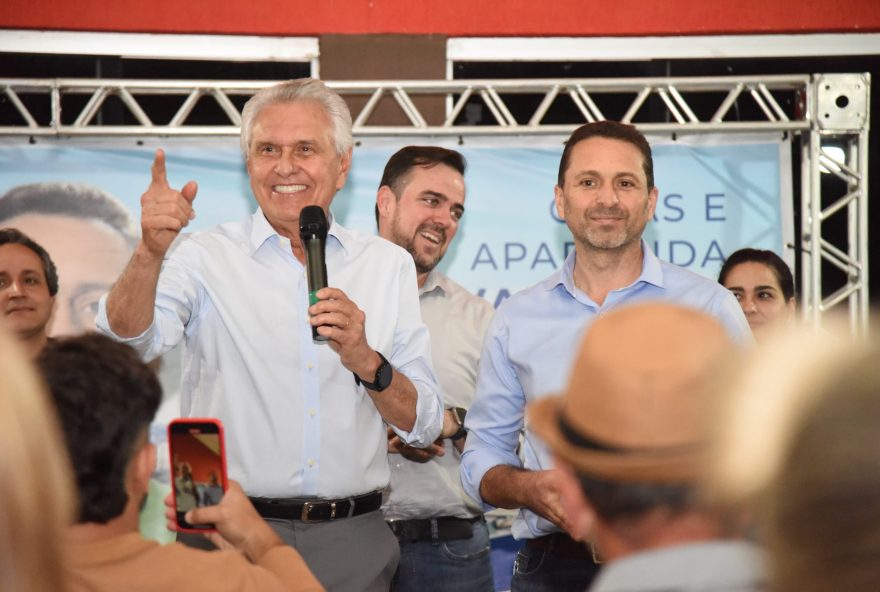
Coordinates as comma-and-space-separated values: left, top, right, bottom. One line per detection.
299, 205, 328, 239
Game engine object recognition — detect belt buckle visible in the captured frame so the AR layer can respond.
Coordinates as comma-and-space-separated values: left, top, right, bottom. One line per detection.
301, 500, 337, 523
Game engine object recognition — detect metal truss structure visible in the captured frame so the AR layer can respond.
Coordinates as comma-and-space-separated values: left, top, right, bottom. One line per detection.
0, 73, 870, 331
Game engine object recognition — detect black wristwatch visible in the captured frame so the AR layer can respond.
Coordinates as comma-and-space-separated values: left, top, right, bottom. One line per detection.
355, 352, 393, 392
449, 407, 468, 441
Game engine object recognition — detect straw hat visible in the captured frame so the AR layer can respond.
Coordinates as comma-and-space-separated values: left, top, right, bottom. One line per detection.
528, 302, 732, 483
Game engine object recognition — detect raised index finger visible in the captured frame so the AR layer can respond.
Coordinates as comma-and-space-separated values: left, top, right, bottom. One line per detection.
150, 149, 169, 188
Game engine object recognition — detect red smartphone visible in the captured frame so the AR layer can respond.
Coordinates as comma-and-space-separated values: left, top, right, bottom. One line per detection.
168, 418, 228, 532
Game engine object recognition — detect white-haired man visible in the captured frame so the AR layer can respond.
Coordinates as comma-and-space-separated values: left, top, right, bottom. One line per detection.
98, 79, 443, 592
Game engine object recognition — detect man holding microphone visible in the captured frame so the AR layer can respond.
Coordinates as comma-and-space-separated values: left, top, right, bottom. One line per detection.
99, 79, 443, 592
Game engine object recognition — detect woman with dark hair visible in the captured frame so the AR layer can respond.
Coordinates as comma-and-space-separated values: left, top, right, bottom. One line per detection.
719, 248, 795, 339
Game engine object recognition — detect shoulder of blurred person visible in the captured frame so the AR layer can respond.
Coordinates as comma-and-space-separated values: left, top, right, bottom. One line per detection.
66, 532, 323, 592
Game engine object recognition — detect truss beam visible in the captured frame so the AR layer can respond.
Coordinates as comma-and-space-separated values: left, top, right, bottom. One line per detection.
0, 73, 870, 332
0, 75, 813, 136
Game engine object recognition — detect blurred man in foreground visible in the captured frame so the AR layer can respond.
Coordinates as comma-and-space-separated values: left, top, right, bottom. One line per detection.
527, 303, 764, 592
39, 333, 323, 592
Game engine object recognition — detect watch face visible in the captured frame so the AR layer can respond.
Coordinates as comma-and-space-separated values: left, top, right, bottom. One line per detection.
376, 356, 393, 390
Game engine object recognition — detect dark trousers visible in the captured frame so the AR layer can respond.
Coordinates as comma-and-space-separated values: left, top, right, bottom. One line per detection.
510, 534, 602, 592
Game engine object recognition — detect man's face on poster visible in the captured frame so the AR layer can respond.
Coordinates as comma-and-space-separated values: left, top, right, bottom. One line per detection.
3, 213, 132, 335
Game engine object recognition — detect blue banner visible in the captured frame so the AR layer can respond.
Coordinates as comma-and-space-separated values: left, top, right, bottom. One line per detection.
0, 133, 792, 308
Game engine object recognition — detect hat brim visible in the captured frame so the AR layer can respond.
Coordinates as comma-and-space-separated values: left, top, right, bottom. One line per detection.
527, 395, 703, 484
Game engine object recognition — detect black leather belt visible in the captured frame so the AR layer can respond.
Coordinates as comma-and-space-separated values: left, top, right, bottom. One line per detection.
249, 491, 382, 523
387, 515, 481, 543
526, 532, 598, 561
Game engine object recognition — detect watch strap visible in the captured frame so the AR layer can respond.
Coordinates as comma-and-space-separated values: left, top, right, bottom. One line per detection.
449, 407, 468, 441
354, 352, 393, 392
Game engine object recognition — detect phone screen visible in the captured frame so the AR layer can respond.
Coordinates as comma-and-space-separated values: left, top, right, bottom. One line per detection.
168, 419, 227, 532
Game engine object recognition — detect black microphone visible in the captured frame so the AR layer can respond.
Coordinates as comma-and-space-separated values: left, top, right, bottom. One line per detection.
299, 205, 329, 342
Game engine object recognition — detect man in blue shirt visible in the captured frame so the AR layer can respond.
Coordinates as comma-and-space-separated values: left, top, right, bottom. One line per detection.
460, 120, 751, 592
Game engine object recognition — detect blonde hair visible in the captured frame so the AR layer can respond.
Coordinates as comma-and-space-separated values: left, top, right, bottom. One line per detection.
0, 326, 75, 592
704, 320, 880, 592
704, 326, 854, 506
767, 341, 880, 592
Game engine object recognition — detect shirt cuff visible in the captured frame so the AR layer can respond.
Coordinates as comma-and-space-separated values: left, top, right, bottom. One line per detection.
460, 438, 523, 511
394, 376, 443, 448
95, 294, 160, 355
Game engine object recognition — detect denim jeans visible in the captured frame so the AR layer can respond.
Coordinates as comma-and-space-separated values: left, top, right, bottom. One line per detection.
391, 519, 494, 592
510, 542, 601, 592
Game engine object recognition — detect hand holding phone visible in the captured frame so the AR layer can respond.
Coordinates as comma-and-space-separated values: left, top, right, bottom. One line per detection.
164, 480, 284, 562
168, 418, 228, 532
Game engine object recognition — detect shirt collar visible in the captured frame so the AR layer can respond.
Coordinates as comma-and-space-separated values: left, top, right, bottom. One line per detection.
545, 249, 576, 295
639, 239, 665, 289
247, 208, 277, 253
326, 212, 352, 256
419, 269, 449, 296
246, 208, 350, 256
547, 239, 665, 297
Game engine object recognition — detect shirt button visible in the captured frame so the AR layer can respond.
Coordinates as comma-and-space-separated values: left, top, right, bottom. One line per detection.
308, 459, 316, 467
307, 362, 314, 370
309, 408, 316, 417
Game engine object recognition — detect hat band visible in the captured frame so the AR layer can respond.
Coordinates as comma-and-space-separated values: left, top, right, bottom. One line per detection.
557, 413, 627, 452
556, 413, 699, 457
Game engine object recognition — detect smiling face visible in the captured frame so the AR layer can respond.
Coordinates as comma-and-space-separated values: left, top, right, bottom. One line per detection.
245, 101, 352, 238
5, 214, 132, 336
0, 243, 55, 339
378, 163, 466, 278
554, 136, 657, 253
722, 261, 796, 336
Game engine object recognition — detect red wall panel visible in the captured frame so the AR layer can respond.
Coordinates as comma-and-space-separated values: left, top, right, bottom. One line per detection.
2, 0, 878, 36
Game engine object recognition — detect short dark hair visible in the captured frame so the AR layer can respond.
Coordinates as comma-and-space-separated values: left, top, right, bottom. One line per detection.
0, 182, 138, 247
718, 248, 796, 302
0, 227, 59, 296
557, 121, 654, 189
374, 146, 467, 225
577, 472, 695, 524
37, 334, 161, 524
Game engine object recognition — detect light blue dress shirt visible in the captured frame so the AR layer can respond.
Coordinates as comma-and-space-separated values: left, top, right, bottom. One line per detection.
97, 209, 443, 499
460, 242, 751, 539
